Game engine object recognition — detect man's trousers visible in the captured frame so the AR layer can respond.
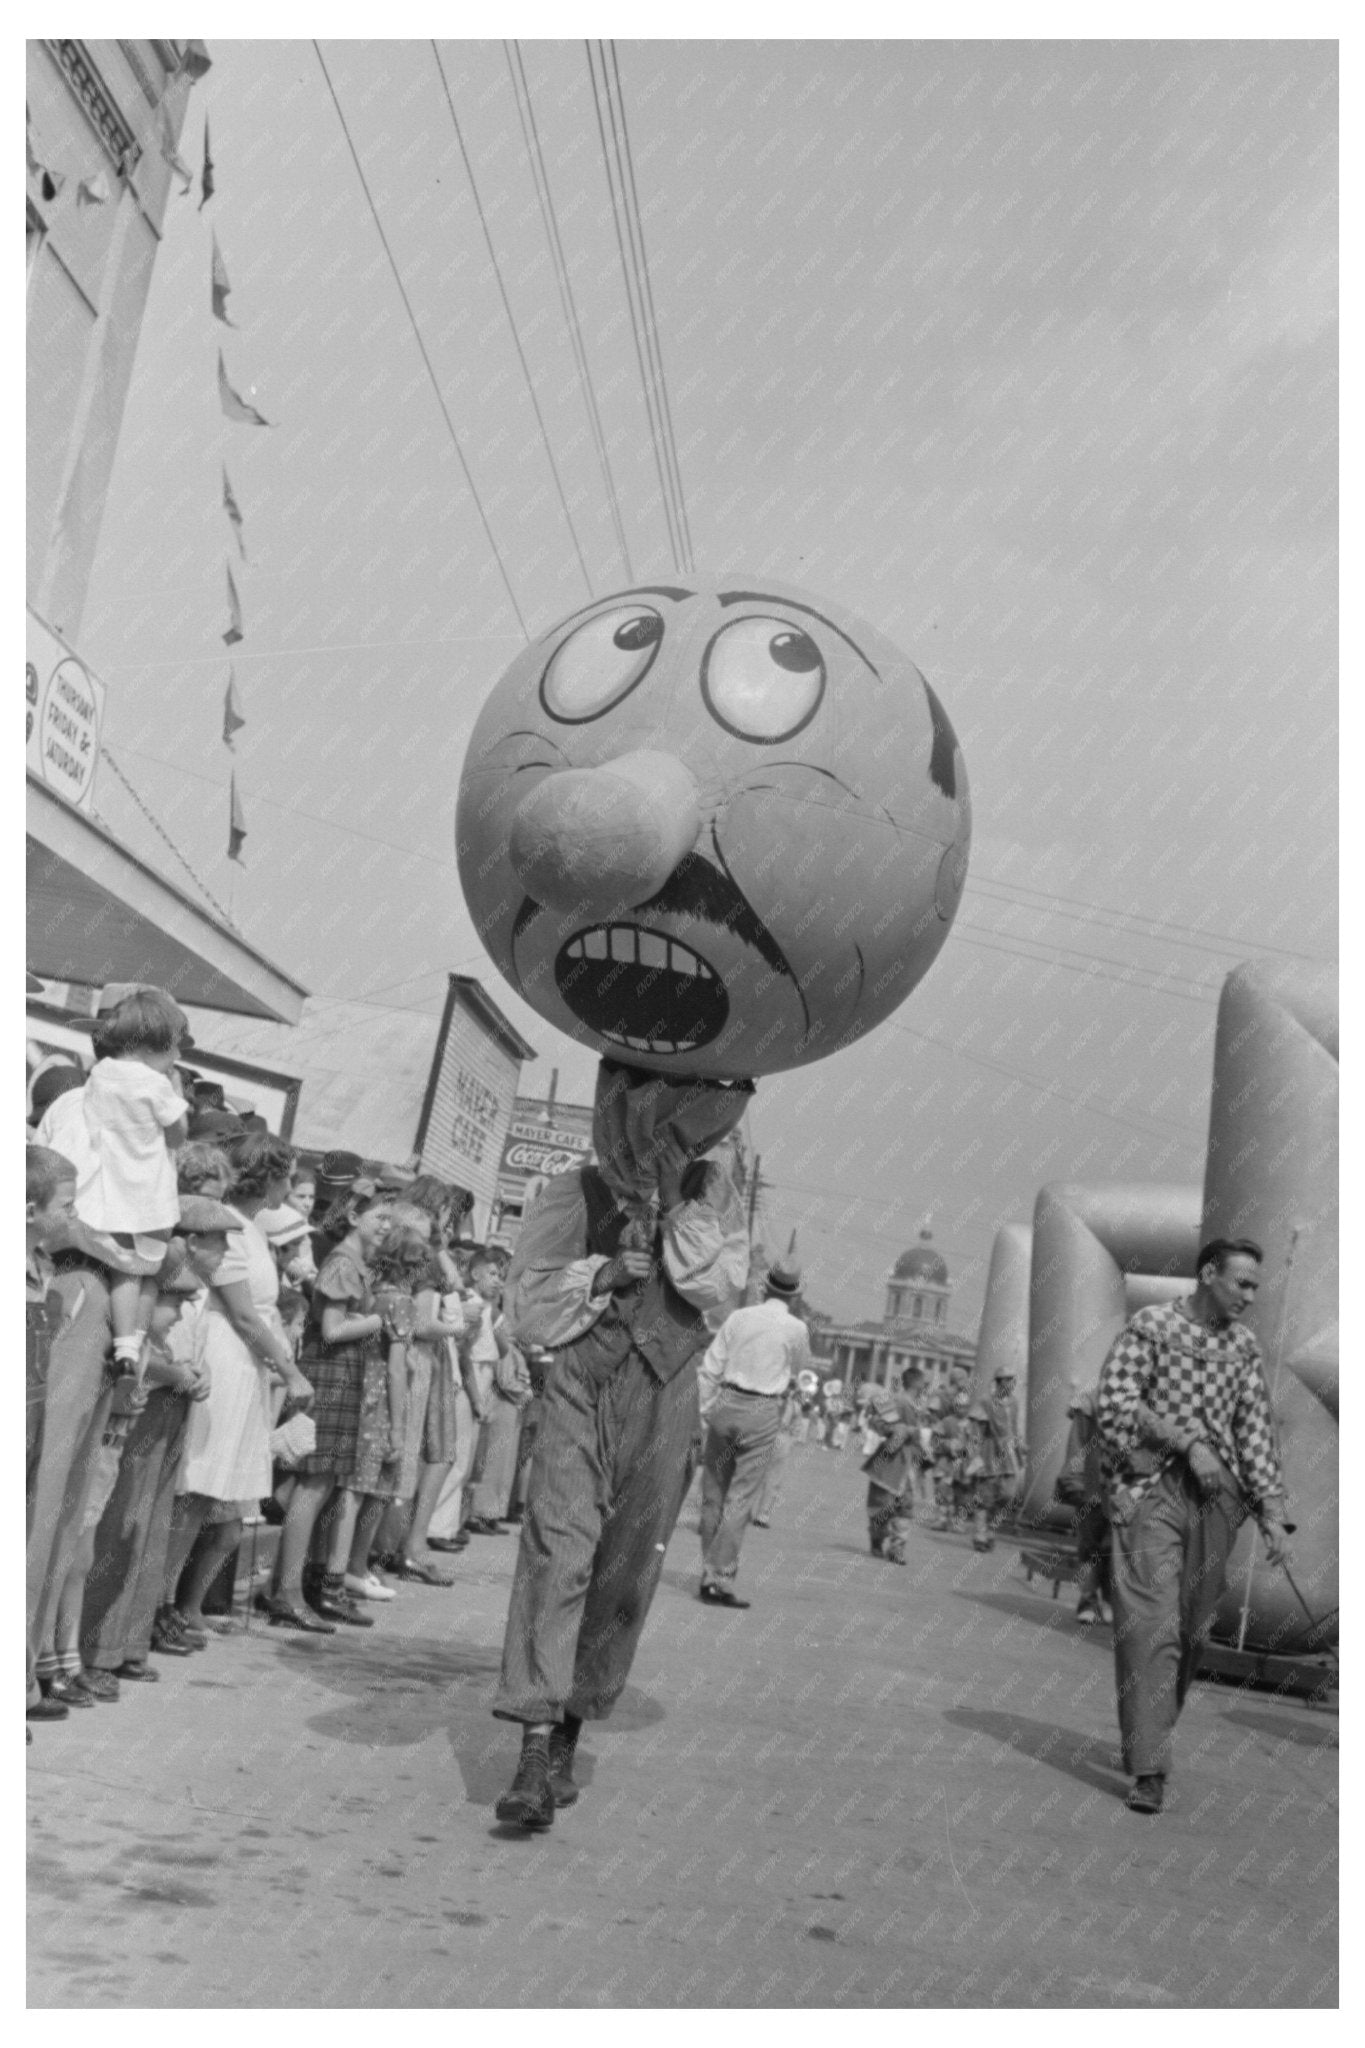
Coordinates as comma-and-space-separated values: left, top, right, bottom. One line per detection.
699, 1388, 781, 1584
26, 1266, 113, 1706
493, 1347, 698, 1724
83, 1388, 190, 1672
466, 1391, 524, 1522
754, 1429, 790, 1521
1109, 1464, 1247, 1778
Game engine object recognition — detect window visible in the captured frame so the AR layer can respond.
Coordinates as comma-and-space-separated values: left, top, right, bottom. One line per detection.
936, 1298, 945, 1323
913, 1294, 923, 1319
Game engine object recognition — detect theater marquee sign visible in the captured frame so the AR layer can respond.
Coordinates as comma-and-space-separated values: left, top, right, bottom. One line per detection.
26, 610, 106, 813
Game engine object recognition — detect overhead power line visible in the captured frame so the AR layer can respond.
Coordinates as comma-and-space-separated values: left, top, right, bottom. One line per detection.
312, 41, 529, 642
968, 871, 1330, 969
952, 921, 1218, 1006
98, 745, 239, 929
505, 40, 634, 583
584, 39, 694, 576
430, 41, 594, 603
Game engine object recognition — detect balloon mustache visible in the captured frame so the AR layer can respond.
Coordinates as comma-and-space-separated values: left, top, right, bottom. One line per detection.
513, 846, 794, 985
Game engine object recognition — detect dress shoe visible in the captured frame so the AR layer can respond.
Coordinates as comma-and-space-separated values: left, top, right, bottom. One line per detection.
318, 1573, 374, 1626
344, 1570, 396, 1602
751, 1516, 771, 1528
547, 1728, 580, 1808
463, 1516, 504, 1535
26, 1696, 68, 1722
1126, 1775, 1165, 1815
75, 1668, 120, 1702
167, 1610, 208, 1649
262, 1593, 336, 1634
495, 1745, 555, 1830
150, 1619, 191, 1657
698, 1581, 751, 1609
41, 1676, 94, 1709
115, 1662, 160, 1682
426, 1535, 469, 1553
390, 1555, 454, 1587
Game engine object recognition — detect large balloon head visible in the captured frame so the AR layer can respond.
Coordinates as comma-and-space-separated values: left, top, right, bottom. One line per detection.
457, 578, 970, 1080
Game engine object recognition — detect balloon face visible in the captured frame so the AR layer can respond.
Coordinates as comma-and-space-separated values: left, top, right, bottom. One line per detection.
457, 579, 970, 1080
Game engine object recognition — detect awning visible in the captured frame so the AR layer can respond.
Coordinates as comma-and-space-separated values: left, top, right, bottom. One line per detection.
27, 774, 307, 1023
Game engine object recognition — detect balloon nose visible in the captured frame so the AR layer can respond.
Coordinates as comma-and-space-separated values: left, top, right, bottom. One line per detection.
508, 751, 702, 917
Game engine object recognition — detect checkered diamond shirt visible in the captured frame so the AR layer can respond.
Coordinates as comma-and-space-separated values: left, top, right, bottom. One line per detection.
1096, 1299, 1287, 1520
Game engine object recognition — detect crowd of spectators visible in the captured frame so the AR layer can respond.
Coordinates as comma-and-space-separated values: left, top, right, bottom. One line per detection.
25, 986, 535, 1737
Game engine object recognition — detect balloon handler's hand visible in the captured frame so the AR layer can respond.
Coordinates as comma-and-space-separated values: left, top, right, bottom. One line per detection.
592, 1249, 654, 1296
1261, 1519, 1294, 1570
1185, 1441, 1224, 1497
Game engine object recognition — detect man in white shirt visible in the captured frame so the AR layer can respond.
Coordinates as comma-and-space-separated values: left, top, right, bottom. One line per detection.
696, 1260, 811, 1608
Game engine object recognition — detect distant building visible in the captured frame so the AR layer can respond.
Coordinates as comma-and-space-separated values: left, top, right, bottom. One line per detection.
815, 1228, 976, 1392
490, 1079, 594, 1251
181, 974, 536, 1238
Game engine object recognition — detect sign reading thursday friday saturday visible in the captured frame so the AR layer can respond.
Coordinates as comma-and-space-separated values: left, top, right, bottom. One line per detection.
26, 609, 106, 813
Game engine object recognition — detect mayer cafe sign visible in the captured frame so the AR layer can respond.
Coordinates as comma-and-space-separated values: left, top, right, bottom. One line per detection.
499, 1117, 594, 1181
26, 610, 106, 813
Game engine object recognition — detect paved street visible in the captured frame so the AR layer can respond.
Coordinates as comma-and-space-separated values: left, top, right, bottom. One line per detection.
28, 1442, 1338, 2009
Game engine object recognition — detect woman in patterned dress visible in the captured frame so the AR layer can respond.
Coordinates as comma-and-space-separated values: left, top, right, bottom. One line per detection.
263, 1195, 393, 1630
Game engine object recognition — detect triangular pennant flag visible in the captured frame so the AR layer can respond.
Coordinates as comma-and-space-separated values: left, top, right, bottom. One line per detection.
210, 232, 235, 326
199, 116, 215, 211
27, 118, 65, 203
222, 465, 246, 557
217, 351, 270, 427
223, 565, 244, 647
156, 101, 194, 195
76, 169, 111, 208
228, 773, 247, 865
223, 668, 246, 747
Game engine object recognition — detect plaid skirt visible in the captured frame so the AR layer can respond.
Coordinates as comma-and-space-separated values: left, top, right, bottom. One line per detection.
296, 1339, 370, 1478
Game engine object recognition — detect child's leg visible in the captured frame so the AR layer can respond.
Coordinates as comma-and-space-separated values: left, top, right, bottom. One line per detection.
273, 1474, 332, 1600
176, 1516, 243, 1626
347, 1495, 389, 1579
163, 1493, 211, 1604
325, 1488, 363, 1575
406, 1460, 454, 1557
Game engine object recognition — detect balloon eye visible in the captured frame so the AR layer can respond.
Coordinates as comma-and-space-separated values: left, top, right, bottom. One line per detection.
540, 606, 664, 722
613, 616, 662, 653
701, 617, 827, 743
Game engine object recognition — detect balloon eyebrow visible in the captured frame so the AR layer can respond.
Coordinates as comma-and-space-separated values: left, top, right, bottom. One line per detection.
715, 591, 881, 677
544, 586, 694, 634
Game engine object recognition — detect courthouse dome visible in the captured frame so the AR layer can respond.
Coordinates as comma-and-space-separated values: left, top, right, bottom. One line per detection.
892, 1228, 948, 1285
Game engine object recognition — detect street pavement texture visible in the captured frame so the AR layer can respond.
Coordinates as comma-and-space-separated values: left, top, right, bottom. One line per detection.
27, 1443, 1338, 2009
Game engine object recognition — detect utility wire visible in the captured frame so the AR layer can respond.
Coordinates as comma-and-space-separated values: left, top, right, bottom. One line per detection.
585, 41, 687, 569
887, 1020, 1195, 1139
968, 872, 1329, 969
98, 745, 239, 929
430, 41, 594, 602
505, 40, 634, 582
106, 738, 452, 872
952, 922, 1218, 1005
605, 39, 695, 572
313, 41, 529, 642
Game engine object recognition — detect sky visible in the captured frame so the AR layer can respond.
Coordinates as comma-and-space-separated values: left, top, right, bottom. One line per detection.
77, 36, 1337, 1332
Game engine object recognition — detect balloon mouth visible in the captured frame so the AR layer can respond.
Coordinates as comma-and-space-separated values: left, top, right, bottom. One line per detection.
554, 926, 729, 1056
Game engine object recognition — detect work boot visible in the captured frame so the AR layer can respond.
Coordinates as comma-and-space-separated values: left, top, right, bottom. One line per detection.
1126, 1775, 1165, 1815
548, 1720, 581, 1808
495, 1733, 555, 1830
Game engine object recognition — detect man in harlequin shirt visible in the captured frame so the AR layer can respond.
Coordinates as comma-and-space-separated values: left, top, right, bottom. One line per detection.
1096, 1238, 1294, 1816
